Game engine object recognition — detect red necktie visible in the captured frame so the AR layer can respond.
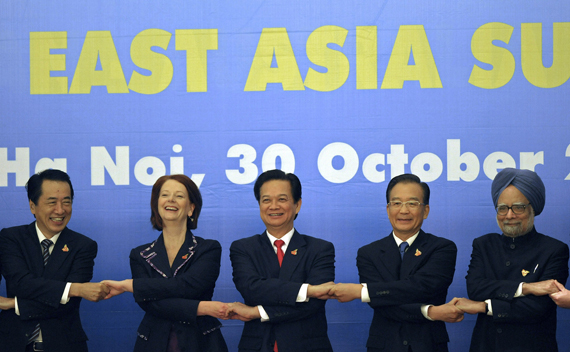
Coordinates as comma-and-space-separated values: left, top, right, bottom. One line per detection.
274, 239, 285, 352
275, 239, 285, 267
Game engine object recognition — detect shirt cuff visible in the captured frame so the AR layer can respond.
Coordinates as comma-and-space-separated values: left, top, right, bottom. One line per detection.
258, 305, 269, 322
485, 299, 493, 316
61, 282, 72, 304
361, 283, 370, 303
14, 297, 19, 316
514, 282, 524, 297
422, 304, 433, 320
297, 283, 309, 302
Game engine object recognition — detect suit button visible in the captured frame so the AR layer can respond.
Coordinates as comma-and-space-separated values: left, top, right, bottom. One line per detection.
510, 244, 515, 249
497, 328, 502, 333
505, 261, 510, 266
403, 341, 408, 346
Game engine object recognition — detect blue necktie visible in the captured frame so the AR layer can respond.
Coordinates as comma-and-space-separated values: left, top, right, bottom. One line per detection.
399, 241, 409, 260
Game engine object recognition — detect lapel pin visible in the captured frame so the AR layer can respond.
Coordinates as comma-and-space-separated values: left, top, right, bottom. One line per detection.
291, 249, 298, 255
521, 269, 529, 277
182, 254, 188, 260
62, 244, 69, 252
415, 249, 422, 256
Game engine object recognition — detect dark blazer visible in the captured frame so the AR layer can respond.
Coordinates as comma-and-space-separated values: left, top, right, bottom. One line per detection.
357, 230, 457, 352
130, 232, 227, 352
230, 230, 335, 352
0, 222, 97, 352
466, 228, 569, 352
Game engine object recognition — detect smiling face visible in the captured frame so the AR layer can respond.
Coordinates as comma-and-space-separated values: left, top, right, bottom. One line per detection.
157, 179, 195, 228
496, 185, 534, 238
386, 182, 429, 241
258, 180, 302, 238
30, 180, 73, 239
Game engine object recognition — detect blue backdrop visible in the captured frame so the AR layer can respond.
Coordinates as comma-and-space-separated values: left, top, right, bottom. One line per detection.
1, 1, 570, 351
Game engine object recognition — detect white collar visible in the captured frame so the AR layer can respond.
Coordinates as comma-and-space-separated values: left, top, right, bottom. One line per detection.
266, 228, 295, 253
35, 222, 61, 245
392, 231, 420, 247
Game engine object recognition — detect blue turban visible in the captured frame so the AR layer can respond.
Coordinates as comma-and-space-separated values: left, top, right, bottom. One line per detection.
491, 168, 545, 216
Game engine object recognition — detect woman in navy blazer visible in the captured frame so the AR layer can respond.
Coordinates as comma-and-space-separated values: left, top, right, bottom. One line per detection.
104, 174, 228, 352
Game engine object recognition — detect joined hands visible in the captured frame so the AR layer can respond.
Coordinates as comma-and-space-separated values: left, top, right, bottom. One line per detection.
93, 278, 570, 319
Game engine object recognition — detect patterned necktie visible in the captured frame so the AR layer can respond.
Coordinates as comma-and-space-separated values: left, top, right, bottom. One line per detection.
28, 239, 53, 344
275, 239, 285, 267
41, 239, 53, 265
399, 241, 409, 260
273, 239, 285, 352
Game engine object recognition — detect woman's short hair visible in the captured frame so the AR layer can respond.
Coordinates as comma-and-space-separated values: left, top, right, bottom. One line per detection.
150, 174, 202, 231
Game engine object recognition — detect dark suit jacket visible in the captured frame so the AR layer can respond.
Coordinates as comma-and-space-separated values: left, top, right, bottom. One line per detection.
230, 230, 335, 352
357, 230, 457, 352
466, 227, 569, 352
0, 222, 97, 352
130, 232, 227, 352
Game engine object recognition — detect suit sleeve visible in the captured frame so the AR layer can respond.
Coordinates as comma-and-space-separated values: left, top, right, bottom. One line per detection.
467, 238, 569, 323
129, 244, 222, 325
14, 296, 82, 321
0, 229, 96, 314
231, 239, 335, 323
358, 239, 456, 308
373, 303, 427, 323
131, 241, 221, 302
136, 297, 200, 324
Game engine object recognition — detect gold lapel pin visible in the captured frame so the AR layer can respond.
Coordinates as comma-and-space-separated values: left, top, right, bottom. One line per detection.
521, 269, 529, 277
291, 249, 298, 255
182, 254, 188, 259
62, 244, 69, 252
415, 249, 422, 256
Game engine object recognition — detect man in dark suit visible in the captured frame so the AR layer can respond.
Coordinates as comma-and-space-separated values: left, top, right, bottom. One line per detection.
457, 168, 569, 351
228, 169, 336, 352
0, 169, 109, 352
329, 174, 461, 352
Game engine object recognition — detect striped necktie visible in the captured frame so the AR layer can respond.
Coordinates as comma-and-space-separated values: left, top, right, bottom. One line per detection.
28, 239, 53, 345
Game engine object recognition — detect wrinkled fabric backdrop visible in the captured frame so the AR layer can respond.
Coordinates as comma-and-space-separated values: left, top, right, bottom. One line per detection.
1, 1, 569, 351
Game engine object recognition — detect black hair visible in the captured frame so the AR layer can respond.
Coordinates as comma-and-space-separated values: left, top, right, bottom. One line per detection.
26, 169, 74, 205
254, 169, 302, 204
385, 174, 430, 204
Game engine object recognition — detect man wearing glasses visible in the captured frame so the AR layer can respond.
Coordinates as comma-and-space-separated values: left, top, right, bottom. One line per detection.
456, 168, 569, 351
329, 174, 461, 352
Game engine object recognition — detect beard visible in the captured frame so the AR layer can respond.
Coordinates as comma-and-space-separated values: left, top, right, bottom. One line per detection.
498, 209, 535, 238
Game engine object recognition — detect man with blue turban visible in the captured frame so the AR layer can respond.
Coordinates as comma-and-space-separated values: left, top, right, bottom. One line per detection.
455, 168, 569, 352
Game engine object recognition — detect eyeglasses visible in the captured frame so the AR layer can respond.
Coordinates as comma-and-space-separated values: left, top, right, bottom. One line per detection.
388, 201, 424, 210
495, 203, 530, 216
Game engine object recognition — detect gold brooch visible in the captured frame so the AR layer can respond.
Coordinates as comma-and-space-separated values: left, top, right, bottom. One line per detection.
182, 254, 188, 259
62, 244, 69, 252
291, 249, 298, 255
415, 249, 422, 256
521, 269, 529, 277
